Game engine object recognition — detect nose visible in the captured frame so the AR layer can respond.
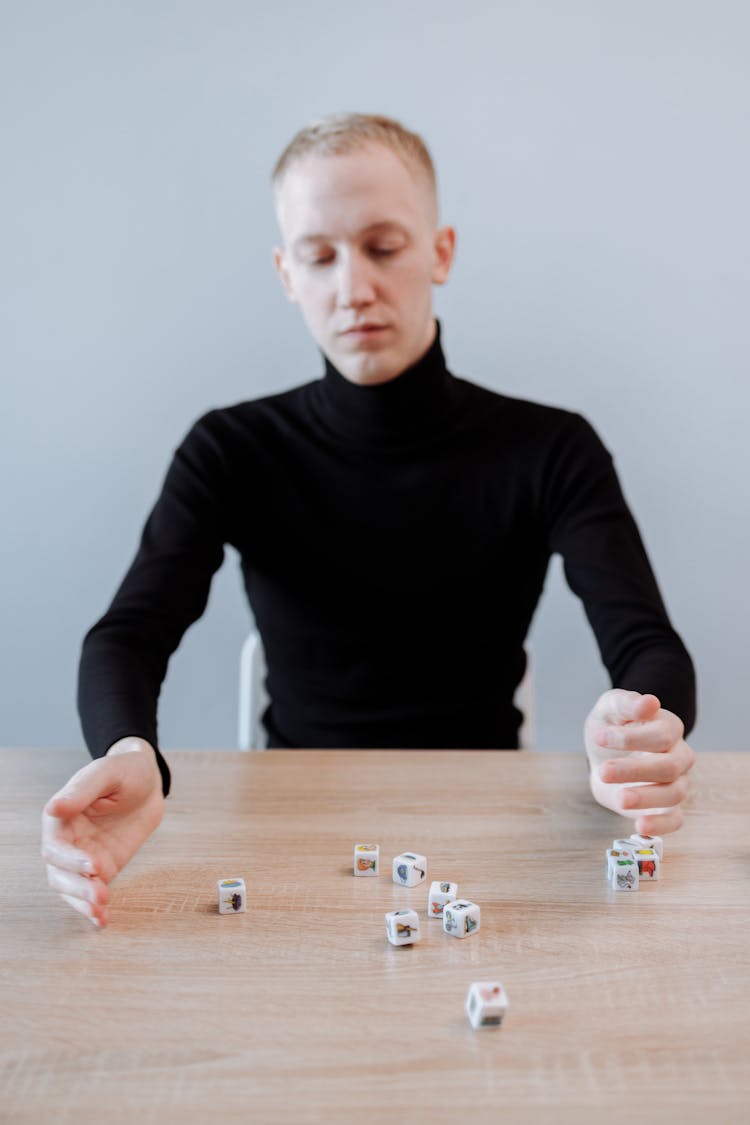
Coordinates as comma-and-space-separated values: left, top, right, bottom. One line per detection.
335, 250, 376, 309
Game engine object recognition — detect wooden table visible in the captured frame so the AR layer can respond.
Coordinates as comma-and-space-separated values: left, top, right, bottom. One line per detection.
2, 748, 748, 1124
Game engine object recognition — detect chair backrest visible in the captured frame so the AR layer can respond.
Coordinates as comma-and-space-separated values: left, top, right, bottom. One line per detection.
238, 631, 534, 750
237, 630, 268, 750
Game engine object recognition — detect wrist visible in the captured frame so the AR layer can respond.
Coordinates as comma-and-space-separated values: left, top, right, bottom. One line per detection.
106, 737, 156, 758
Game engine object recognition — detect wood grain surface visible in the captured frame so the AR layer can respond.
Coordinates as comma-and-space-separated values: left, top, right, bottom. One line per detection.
1, 748, 749, 1124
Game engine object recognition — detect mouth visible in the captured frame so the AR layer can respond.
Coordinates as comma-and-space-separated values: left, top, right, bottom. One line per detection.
341, 324, 389, 336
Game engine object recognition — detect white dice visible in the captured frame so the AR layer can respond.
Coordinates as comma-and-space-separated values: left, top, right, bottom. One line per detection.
443, 899, 480, 938
385, 908, 422, 946
466, 981, 508, 1029
392, 852, 427, 887
631, 846, 660, 880
353, 843, 379, 876
607, 850, 638, 891
428, 880, 458, 920
217, 877, 246, 914
629, 832, 664, 860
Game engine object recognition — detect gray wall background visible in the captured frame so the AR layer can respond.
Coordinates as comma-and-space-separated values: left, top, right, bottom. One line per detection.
2, 1, 748, 756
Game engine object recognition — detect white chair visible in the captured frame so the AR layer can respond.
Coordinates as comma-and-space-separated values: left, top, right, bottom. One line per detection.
237, 629, 269, 750
237, 631, 534, 750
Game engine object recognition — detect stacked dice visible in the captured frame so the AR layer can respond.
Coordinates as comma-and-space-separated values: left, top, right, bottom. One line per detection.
606, 833, 663, 892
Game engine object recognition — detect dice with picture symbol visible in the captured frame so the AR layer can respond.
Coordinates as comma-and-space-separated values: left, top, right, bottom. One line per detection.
466, 981, 508, 1029
629, 832, 664, 861
217, 877, 246, 914
443, 899, 480, 938
392, 852, 427, 887
385, 908, 422, 946
607, 850, 639, 891
353, 843, 379, 877
428, 880, 458, 919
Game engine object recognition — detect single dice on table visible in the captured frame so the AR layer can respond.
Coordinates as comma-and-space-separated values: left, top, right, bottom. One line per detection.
428, 880, 458, 919
217, 877, 246, 914
353, 843, 379, 876
392, 852, 427, 887
466, 981, 509, 1029
385, 908, 422, 946
606, 850, 638, 891
443, 900, 480, 938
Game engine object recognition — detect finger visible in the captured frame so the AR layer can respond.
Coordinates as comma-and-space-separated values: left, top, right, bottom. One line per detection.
618, 777, 689, 813
599, 740, 693, 785
60, 893, 109, 928
591, 690, 661, 727
635, 807, 684, 835
46, 866, 110, 908
594, 711, 684, 754
44, 757, 121, 820
40, 815, 98, 876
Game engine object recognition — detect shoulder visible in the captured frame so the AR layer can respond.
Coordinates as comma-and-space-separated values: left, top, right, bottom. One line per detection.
181, 379, 317, 450
453, 375, 609, 457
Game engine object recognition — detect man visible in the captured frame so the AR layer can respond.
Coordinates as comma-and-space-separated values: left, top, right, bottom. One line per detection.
41, 114, 696, 928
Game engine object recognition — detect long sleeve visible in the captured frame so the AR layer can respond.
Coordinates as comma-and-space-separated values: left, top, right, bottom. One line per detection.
77, 413, 233, 796
544, 414, 696, 734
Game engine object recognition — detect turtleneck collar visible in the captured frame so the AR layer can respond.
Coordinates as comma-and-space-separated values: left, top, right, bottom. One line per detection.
312, 320, 461, 444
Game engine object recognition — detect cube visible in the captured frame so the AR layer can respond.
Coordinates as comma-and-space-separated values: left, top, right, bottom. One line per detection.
353, 843, 379, 876
466, 981, 509, 1029
428, 880, 458, 919
443, 900, 480, 938
385, 908, 421, 946
392, 852, 427, 887
630, 846, 660, 881
607, 852, 638, 891
607, 843, 635, 878
629, 833, 664, 860
217, 877, 246, 914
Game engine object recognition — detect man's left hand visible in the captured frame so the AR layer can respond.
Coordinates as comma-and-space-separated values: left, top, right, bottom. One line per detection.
585, 689, 695, 835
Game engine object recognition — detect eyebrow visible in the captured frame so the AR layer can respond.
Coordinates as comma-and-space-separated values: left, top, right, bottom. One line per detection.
292, 220, 410, 251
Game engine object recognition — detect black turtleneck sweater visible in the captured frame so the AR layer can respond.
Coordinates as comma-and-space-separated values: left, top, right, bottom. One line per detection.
78, 324, 696, 797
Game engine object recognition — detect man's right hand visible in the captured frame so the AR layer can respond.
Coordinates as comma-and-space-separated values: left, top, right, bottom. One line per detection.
41, 738, 165, 927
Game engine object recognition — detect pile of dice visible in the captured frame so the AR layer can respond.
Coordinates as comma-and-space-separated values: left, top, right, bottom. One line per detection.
605, 833, 663, 892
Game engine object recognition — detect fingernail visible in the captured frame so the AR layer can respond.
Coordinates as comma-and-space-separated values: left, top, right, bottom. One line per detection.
83, 860, 95, 875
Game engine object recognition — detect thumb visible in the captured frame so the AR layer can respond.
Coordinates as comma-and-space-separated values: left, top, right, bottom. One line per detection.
44, 756, 122, 819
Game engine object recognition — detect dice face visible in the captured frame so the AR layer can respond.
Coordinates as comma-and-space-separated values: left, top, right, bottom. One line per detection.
466, 981, 508, 1029
608, 855, 638, 891
428, 880, 458, 919
354, 843, 379, 877
392, 852, 427, 887
632, 847, 660, 880
606, 846, 635, 879
630, 833, 664, 861
443, 900, 480, 938
385, 908, 422, 946
217, 877, 246, 914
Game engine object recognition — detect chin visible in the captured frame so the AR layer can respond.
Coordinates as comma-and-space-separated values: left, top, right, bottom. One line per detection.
334, 346, 403, 387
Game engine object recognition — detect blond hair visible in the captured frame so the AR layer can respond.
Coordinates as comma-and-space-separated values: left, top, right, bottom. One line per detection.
272, 112, 437, 202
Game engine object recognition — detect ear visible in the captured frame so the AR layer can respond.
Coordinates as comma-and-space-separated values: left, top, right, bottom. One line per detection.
431, 226, 456, 286
273, 246, 298, 304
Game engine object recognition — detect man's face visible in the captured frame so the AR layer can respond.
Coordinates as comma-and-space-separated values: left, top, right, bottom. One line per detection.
273, 144, 455, 385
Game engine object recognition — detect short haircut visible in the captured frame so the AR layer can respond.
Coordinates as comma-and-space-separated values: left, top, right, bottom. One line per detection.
272, 112, 438, 204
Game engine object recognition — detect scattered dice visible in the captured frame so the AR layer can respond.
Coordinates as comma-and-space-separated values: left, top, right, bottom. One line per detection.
428, 880, 458, 919
466, 981, 508, 1029
443, 900, 481, 938
385, 908, 422, 946
353, 843, 379, 876
217, 877, 246, 914
607, 850, 639, 891
392, 852, 427, 887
